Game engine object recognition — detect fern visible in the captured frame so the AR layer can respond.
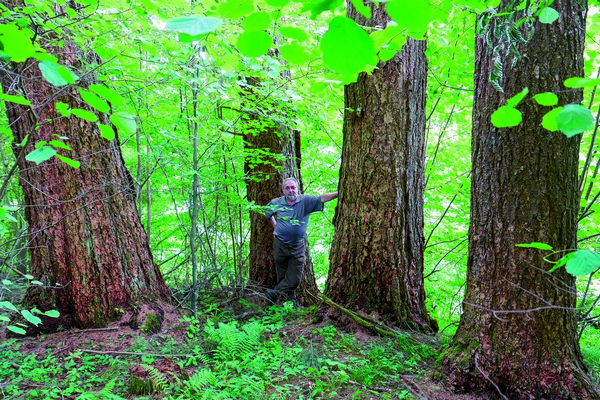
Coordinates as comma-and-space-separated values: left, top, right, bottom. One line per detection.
141, 364, 170, 392
97, 378, 117, 397
204, 320, 264, 362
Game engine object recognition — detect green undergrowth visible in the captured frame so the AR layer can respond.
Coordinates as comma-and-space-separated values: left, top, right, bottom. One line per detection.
581, 329, 600, 384
0, 302, 438, 399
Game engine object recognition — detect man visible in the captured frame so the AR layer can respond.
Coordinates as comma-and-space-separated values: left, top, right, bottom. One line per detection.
264, 177, 338, 306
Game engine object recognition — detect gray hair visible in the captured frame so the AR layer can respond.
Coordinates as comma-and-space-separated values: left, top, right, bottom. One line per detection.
282, 177, 300, 191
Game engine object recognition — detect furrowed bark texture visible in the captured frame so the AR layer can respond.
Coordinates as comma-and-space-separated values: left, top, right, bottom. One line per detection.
243, 80, 319, 305
324, 3, 437, 332
438, 1, 599, 398
1, 30, 169, 332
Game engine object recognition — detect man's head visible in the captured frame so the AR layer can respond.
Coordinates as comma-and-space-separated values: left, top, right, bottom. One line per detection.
282, 177, 300, 202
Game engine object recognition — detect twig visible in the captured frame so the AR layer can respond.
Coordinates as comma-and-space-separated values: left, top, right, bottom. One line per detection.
399, 375, 428, 400
71, 327, 119, 334
233, 311, 265, 320
474, 352, 509, 400
348, 380, 390, 393
78, 349, 209, 358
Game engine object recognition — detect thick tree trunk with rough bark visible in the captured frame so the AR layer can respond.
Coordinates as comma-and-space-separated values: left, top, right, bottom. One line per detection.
1, 17, 170, 333
244, 80, 319, 305
437, 1, 599, 398
324, 3, 436, 332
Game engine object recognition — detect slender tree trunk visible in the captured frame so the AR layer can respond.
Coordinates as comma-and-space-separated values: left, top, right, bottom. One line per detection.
190, 65, 200, 317
324, 3, 436, 332
244, 80, 319, 305
437, 2, 599, 398
0, 33, 170, 332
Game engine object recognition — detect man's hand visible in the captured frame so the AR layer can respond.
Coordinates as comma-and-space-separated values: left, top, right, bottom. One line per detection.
321, 192, 338, 203
269, 216, 277, 229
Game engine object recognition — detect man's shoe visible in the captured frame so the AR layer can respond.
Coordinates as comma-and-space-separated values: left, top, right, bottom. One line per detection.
266, 289, 278, 306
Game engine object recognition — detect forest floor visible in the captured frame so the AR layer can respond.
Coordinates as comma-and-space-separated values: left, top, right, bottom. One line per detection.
3, 293, 592, 399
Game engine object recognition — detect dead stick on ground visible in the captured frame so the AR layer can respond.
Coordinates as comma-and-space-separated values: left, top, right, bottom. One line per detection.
71, 327, 119, 334
348, 380, 390, 393
78, 349, 212, 358
400, 375, 428, 400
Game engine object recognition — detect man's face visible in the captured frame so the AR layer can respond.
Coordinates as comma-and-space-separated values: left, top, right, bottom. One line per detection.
283, 180, 298, 201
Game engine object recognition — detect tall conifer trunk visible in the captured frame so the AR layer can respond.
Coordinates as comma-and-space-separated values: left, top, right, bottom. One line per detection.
244, 79, 319, 305
324, 2, 436, 331
1, 11, 170, 332
437, 1, 599, 398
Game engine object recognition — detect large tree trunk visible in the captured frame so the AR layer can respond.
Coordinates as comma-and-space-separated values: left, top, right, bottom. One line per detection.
437, 1, 599, 398
244, 80, 319, 305
1, 15, 170, 333
324, 3, 436, 332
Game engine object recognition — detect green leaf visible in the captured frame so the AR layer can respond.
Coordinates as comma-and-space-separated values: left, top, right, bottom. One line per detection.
539, 7, 559, 24
542, 106, 563, 131
110, 112, 137, 135
506, 87, 529, 108
371, 25, 404, 50
57, 66, 76, 84
78, 88, 110, 114
350, 0, 371, 19
491, 106, 522, 128
70, 108, 98, 122
0, 316, 9, 322
533, 93, 558, 106
516, 242, 553, 250
280, 44, 309, 64
24, 274, 34, 279
7, 326, 26, 335
556, 104, 594, 137
89, 85, 126, 107
565, 250, 600, 276
56, 102, 71, 117
44, 310, 60, 318
242, 12, 271, 32
21, 310, 42, 326
218, 0, 254, 19
387, 0, 431, 35
564, 77, 600, 88
165, 16, 222, 37
266, 0, 289, 6
98, 123, 115, 140
1, 279, 10, 285
0, 24, 37, 62
280, 27, 307, 42
321, 16, 376, 77
301, 0, 343, 19
378, 49, 396, 62
55, 154, 80, 169
236, 31, 272, 57
25, 146, 56, 165
49, 140, 71, 150
0, 301, 18, 312
0, 93, 30, 105
39, 61, 79, 87
31, 280, 44, 285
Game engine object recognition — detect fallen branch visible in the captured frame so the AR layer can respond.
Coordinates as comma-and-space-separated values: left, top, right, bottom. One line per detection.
71, 327, 119, 334
78, 349, 210, 358
400, 375, 428, 400
348, 379, 390, 393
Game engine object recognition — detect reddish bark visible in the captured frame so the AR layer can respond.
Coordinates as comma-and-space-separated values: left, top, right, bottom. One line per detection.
1, 17, 169, 332
324, 3, 436, 332
437, 1, 599, 398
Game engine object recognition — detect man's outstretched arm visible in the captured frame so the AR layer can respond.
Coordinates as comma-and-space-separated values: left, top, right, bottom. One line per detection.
321, 192, 338, 203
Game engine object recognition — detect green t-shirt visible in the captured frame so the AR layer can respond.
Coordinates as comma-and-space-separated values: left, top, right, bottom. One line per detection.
264, 195, 324, 244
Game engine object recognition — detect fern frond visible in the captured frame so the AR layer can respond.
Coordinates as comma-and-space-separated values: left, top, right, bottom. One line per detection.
97, 378, 117, 396
141, 364, 169, 391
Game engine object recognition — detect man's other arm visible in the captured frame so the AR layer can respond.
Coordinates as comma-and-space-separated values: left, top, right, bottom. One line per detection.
269, 216, 276, 229
320, 192, 338, 203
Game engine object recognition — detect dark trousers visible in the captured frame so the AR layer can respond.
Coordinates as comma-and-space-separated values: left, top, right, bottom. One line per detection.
273, 236, 306, 298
